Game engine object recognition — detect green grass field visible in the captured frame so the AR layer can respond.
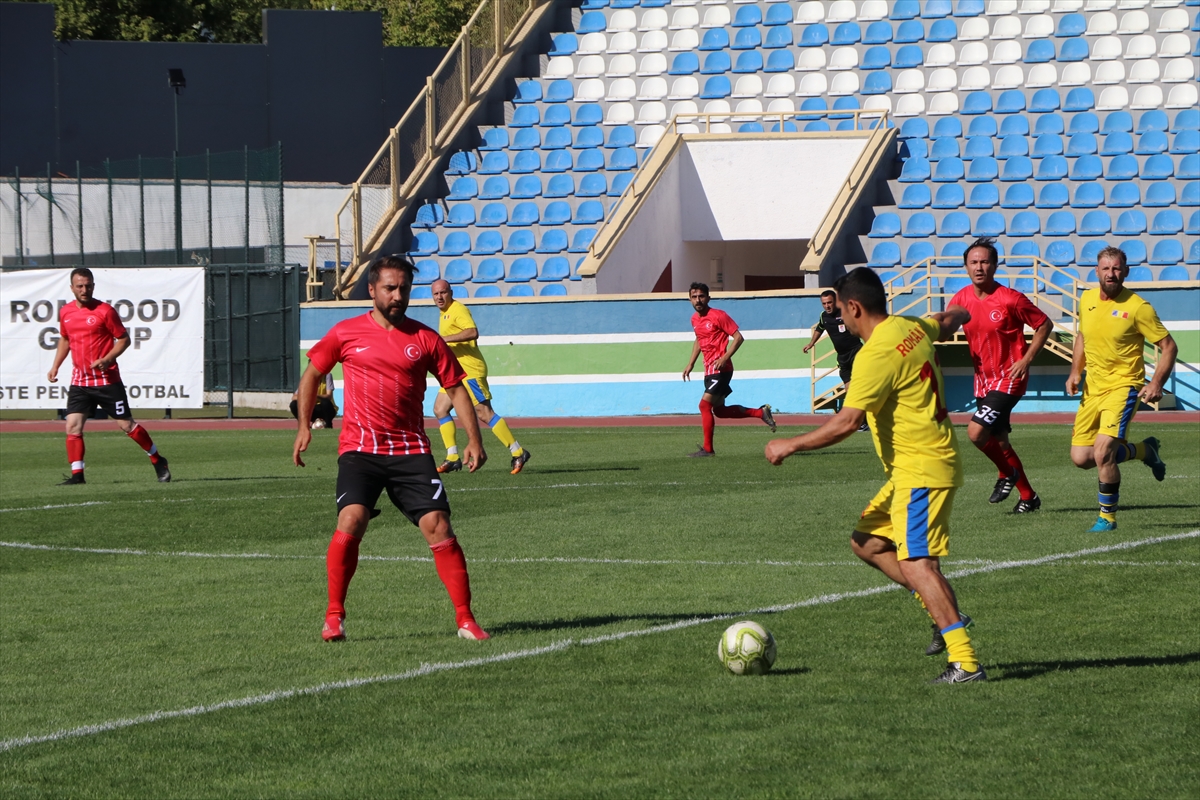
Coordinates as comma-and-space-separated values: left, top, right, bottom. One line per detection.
1, 421, 1198, 798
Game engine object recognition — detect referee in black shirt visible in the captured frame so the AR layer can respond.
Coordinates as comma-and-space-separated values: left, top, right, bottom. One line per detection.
803, 290, 868, 430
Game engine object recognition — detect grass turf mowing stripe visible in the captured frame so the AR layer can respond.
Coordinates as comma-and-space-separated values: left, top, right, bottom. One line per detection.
2, 529, 1195, 755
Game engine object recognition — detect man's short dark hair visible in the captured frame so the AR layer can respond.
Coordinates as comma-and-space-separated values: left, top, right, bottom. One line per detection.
689, 282, 709, 295
963, 237, 998, 267
368, 255, 415, 285
820, 290, 836, 300
832, 268, 887, 316
70, 267, 94, 282
1096, 245, 1127, 269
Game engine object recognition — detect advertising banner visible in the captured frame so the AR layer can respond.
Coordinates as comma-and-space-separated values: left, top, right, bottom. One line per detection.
0, 268, 205, 409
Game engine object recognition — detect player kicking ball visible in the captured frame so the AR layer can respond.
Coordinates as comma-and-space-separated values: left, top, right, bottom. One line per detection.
294, 256, 490, 642
47, 268, 170, 485
766, 270, 984, 684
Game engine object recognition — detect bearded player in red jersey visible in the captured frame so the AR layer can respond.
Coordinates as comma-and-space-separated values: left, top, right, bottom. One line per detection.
682, 282, 775, 457
293, 256, 490, 642
47, 268, 170, 485
950, 238, 1053, 513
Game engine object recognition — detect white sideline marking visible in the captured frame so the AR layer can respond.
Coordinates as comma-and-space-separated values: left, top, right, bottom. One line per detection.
0, 501, 110, 513
2, 530, 1196, 754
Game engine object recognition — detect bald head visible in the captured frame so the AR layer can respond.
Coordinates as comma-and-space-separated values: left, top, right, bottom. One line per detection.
432, 279, 453, 310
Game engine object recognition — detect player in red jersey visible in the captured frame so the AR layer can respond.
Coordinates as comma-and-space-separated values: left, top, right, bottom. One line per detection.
950, 238, 1053, 512
293, 256, 490, 643
682, 282, 775, 457
46, 268, 170, 485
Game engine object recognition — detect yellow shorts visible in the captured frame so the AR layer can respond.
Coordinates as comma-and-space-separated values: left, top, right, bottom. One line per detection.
1071, 385, 1139, 447
438, 376, 491, 403
855, 482, 955, 560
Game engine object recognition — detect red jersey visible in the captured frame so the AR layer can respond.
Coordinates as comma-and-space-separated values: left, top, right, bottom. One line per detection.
59, 300, 126, 387
951, 283, 1050, 397
306, 312, 466, 456
691, 307, 739, 374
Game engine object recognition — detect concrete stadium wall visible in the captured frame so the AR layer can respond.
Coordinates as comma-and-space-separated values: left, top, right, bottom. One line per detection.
299, 287, 1200, 417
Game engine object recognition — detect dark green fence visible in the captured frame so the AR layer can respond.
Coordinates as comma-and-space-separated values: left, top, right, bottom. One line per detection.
205, 263, 301, 398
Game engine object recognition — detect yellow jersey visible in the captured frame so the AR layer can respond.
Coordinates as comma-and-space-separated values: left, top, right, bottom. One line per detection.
438, 300, 487, 379
1079, 288, 1169, 395
843, 315, 963, 489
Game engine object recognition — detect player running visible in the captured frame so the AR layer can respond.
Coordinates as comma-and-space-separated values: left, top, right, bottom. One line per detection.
430, 279, 530, 475
47, 268, 170, 485
802, 289, 868, 432
765, 268, 984, 684
1067, 246, 1176, 532
683, 282, 775, 457
950, 237, 1053, 513
293, 256, 490, 642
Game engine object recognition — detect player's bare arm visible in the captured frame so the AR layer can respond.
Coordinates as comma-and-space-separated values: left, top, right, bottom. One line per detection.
1140, 334, 1178, 404
1010, 318, 1053, 382
929, 305, 970, 341
764, 406, 866, 465
91, 333, 131, 370
446, 382, 487, 472
682, 339, 701, 380
47, 331, 71, 382
292, 362, 324, 467
1065, 329, 1086, 396
802, 326, 823, 354
713, 331, 744, 372
442, 327, 478, 344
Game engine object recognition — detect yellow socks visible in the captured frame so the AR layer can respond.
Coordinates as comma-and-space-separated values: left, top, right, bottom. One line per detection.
438, 416, 459, 462
488, 416, 523, 457
941, 624, 979, 672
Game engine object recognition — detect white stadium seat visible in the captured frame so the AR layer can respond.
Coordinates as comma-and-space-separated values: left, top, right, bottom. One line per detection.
1091, 36, 1122, 59
1150, 0, 1182, 8
988, 0, 1019, 14
765, 74, 796, 97
606, 54, 636, 77
797, 2, 825, 24
1124, 34, 1155, 58
829, 48, 859, 70
1086, 12, 1117, 34
577, 33, 607, 55
639, 31, 668, 52
607, 32, 636, 54
797, 73, 828, 96
700, 6, 730, 27
895, 70, 926, 94
669, 30, 699, 51
1156, 8, 1188, 31
1020, 0, 1051, 12
958, 42, 989, 65
1166, 84, 1198, 109
733, 75, 763, 98
668, 76, 700, 100
929, 93, 961, 116
1060, 62, 1092, 85
576, 79, 605, 101
829, 72, 860, 96
767, 98, 796, 113
1096, 85, 1129, 109
960, 66, 993, 90
1052, 1, 1084, 11
639, 9, 668, 31
676, 123, 701, 134
863, 96, 893, 117
1118, 0, 1148, 7
895, 94, 927, 117
1024, 14, 1054, 37
1131, 85, 1162, 109
546, 57, 574, 78
992, 40, 1023, 63
1027, 63, 1058, 87
608, 10, 637, 33
797, 49, 827, 71
638, 125, 666, 148
702, 99, 731, 122
994, 64, 1025, 88
606, 78, 636, 102
638, 77, 669, 101
1094, 60, 1126, 82
1163, 58, 1195, 83
925, 44, 955, 67
927, 68, 958, 92
669, 8, 698, 29
605, 103, 635, 125
1116, 10, 1149, 33
827, 1, 857, 23
1084, 0, 1115, 8
960, 18, 990, 40
670, 0, 697, 6
671, 100, 699, 120
858, 0, 889, 21
638, 53, 668, 76
733, 99, 763, 120
1127, 59, 1160, 82
637, 102, 667, 125
991, 15, 1022, 38
576, 55, 605, 78
1158, 33, 1191, 57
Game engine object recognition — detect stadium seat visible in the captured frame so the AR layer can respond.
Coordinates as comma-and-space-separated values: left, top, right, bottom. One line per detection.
503, 230, 535, 255
539, 256, 572, 281
1001, 183, 1034, 208
1079, 210, 1112, 236
506, 258, 537, 282
999, 135, 1029, 158
1070, 154, 1104, 180
577, 173, 606, 198
573, 201, 604, 225
1162, 263, 1193, 279
1183, 182, 1200, 207
472, 285, 501, 298
896, 20, 925, 42
894, 45, 925, 68
1104, 154, 1138, 179
1066, 132, 1098, 156
413, 260, 440, 285
1149, 240, 1184, 265
480, 129, 508, 151
440, 232, 470, 256
1037, 183, 1068, 208
506, 285, 534, 297
535, 229, 568, 253
447, 151, 478, 175
963, 92, 993, 114
1078, 241, 1107, 268
443, 258, 472, 283
448, 177, 479, 201
899, 158, 932, 182
1150, 210, 1184, 235
445, 204, 477, 228
1071, 183, 1104, 208
512, 175, 542, 199
413, 204, 444, 229
1141, 155, 1173, 179
1025, 39, 1056, 62
512, 128, 540, 151
939, 211, 972, 237
542, 201, 571, 226
540, 284, 568, 296
474, 259, 504, 283
933, 184, 966, 208
869, 213, 902, 237
1001, 156, 1034, 180
1171, 130, 1200, 154
568, 229, 597, 254
1042, 210, 1075, 235
904, 212, 937, 237
869, 241, 902, 267
1101, 131, 1134, 156
1036, 155, 1068, 179
1108, 182, 1140, 208
965, 136, 995, 158
903, 241, 937, 266
967, 156, 1000, 181
974, 211, 1006, 235
1045, 241, 1076, 267
1120, 240, 1147, 266
574, 105, 603, 127
899, 184, 932, 209
1182, 154, 1200, 180
669, 52, 699, 75
891, 0, 920, 19
1115, 210, 1147, 235
931, 136, 960, 160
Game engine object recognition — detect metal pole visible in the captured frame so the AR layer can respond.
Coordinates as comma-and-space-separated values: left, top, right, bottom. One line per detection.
46, 164, 54, 265
174, 150, 183, 264
206, 149, 213, 262
138, 155, 146, 264
225, 263, 234, 418
105, 159, 114, 264
14, 168, 23, 266
173, 89, 180, 153
243, 145, 250, 263
277, 141, 284, 265
76, 160, 83, 264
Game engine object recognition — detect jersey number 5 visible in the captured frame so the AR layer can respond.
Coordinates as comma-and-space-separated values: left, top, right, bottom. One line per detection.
918, 361, 949, 423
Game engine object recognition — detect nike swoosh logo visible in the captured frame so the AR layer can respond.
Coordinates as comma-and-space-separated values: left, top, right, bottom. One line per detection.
355, 347, 370, 352
1087, 307, 1096, 311
336, 492, 348, 503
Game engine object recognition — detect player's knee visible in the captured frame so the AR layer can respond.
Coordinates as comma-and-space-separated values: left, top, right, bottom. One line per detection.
849, 530, 879, 560
1070, 448, 1095, 469
336, 505, 371, 537
967, 425, 990, 447
419, 510, 454, 542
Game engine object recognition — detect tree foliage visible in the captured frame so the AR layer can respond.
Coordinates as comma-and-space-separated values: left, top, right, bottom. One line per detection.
21, 0, 476, 47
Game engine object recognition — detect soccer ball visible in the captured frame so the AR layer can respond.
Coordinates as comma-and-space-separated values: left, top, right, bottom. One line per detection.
718, 621, 776, 675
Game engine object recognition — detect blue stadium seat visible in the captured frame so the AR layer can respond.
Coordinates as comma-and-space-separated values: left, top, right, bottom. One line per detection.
902, 241, 936, 267
1137, 110, 1169, 135
968, 184, 999, 209
506, 284, 534, 297
1106, 155, 1138, 180
894, 45, 924, 68
1172, 131, 1200, 155
1064, 88, 1095, 113
609, 148, 638, 171
967, 156, 999, 181
870, 213, 901, 237
1183, 181, 1200, 207
568, 229, 597, 254
580, 0, 606, 8
574, 127, 603, 150
763, 26, 793, 48
538, 201, 568, 226
1044, 210, 1077, 236
869, 241, 902, 267
903, 212, 936, 238
504, 229, 535, 255
1009, 241, 1041, 267
669, 52, 699, 75
1070, 113, 1099, 135
1145, 183, 1176, 208
1120, 241, 1147, 266
1025, 41, 1055, 65
700, 50, 730, 73
765, 4, 793, 26
544, 150, 573, 173
1059, 38, 1088, 62
1163, 263, 1193, 278
999, 135, 1029, 158
1190, 210, 1200, 235
506, 258, 537, 282
510, 202, 539, 227
512, 128, 540, 151
967, 117, 997, 138
447, 151, 478, 174
410, 286, 434, 300
540, 283, 568, 296
1150, 241, 1184, 266
769, 121, 800, 133
1142, 155, 1174, 180
1056, 13, 1085, 37
573, 200, 604, 225
413, 204, 444, 228
1102, 113, 1134, 136
933, 184, 965, 209
900, 184, 932, 209
831, 97, 860, 119
1115, 210, 1147, 236
1037, 183, 1068, 209
862, 71, 892, 94
1010, 211, 1040, 237
935, 158, 965, 184
1067, 133, 1097, 156
448, 177, 478, 201
832, 21, 861, 44
1136, 131, 1169, 156
1101, 132, 1133, 156
544, 128, 572, 151
609, 173, 633, 197
475, 259, 504, 283
733, 5, 761, 27
895, 20, 924, 43
472, 285, 501, 298
1079, 241, 1108, 267
864, 20, 893, 44
445, 204, 476, 228
539, 256, 571, 281
549, 33, 577, 57
441, 231, 470, 256
700, 76, 731, 99
940, 241, 968, 258
928, 18, 957, 42
511, 151, 540, 174
923, 0, 952, 18
764, 50, 795, 71
605, 126, 636, 149
939, 212, 971, 237
1045, 241, 1076, 267
1000, 115, 1030, 136
899, 158, 931, 182
996, 91, 1027, 115
700, 28, 730, 50
890, 0, 919, 20
514, 81, 541, 104
964, 136, 994, 158
413, 259, 440, 284
471, 231, 503, 255
573, 105, 602, 127
1001, 184, 1033, 209
930, 137, 960, 160
1070, 155, 1103, 180
732, 28, 761, 49
1036, 156, 1068, 181
443, 258, 472, 283
511, 175, 542, 199
476, 203, 506, 227
1071, 183, 1104, 208
1182, 154, 1200, 180
479, 151, 508, 175
933, 117, 963, 138
1001, 156, 1033, 181
963, 92, 993, 115
1079, 211, 1112, 236
974, 212, 1005, 236
511, 106, 540, 128
577, 173, 606, 197
409, 231, 439, 256
799, 24, 830, 46
899, 118, 929, 139
480, 129, 508, 151
1174, 109, 1200, 133
903, 138, 929, 160
733, 51, 764, 72
943, 277, 971, 295
577, 11, 605, 34
1033, 133, 1064, 156
1150, 210, 1184, 236
537, 105, 567, 127
535, 229, 568, 253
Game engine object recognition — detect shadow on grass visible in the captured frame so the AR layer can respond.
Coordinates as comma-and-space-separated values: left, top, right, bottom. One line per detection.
167, 476, 297, 483
1044, 504, 1200, 513
766, 666, 812, 677
530, 467, 640, 475
994, 651, 1200, 681
489, 611, 721, 635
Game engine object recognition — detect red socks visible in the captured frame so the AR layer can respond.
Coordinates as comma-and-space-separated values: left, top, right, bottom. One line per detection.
126, 423, 162, 464
430, 536, 476, 627
326, 530, 361, 619
980, 437, 1011, 475
981, 438, 1035, 500
1004, 448, 1035, 501
66, 434, 85, 474
711, 404, 760, 419
699, 399, 715, 452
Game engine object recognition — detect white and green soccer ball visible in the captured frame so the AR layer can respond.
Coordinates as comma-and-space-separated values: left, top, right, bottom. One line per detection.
718, 621, 777, 675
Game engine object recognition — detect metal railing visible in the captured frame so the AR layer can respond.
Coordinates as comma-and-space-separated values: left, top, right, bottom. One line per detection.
331, 0, 544, 296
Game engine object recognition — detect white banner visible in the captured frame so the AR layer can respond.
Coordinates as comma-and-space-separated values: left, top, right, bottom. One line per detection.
0, 268, 205, 409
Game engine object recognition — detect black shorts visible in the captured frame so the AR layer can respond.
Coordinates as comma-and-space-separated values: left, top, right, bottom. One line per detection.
972, 390, 1021, 435
66, 384, 133, 420
335, 451, 451, 527
290, 397, 337, 427
702, 372, 733, 399
838, 361, 854, 385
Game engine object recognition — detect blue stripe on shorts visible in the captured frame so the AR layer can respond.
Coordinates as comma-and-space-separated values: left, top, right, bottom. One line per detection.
466, 378, 486, 404
905, 488, 931, 558
1117, 386, 1137, 440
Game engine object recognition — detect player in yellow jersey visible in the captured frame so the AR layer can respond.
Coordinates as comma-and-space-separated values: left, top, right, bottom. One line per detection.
1067, 247, 1176, 532
431, 280, 531, 475
765, 268, 984, 684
